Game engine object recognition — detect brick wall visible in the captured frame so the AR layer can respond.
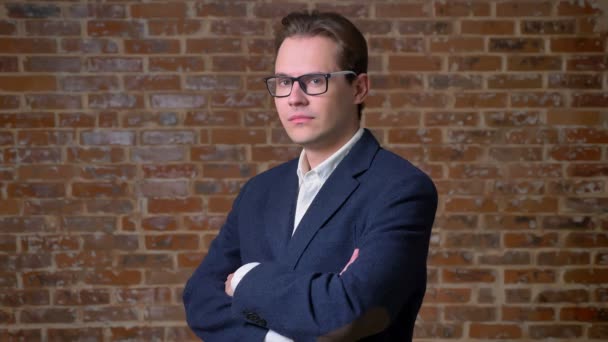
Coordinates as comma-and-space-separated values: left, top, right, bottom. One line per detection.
1, 1, 607, 341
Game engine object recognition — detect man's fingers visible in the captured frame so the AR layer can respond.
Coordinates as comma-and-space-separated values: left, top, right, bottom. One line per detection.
340, 248, 359, 275
225, 273, 234, 297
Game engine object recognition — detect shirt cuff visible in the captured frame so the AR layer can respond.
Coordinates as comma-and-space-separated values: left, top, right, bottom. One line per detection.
265, 329, 294, 342
230, 262, 260, 292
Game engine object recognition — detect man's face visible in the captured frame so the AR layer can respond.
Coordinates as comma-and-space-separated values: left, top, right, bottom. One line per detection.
273, 36, 366, 152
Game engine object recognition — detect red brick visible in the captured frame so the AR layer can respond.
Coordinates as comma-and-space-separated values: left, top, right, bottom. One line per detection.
392, 93, 449, 109
414, 323, 463, 339
0, 290, 49, 307
552, 38, 605, 52
83, 306, 138, 322
211, 19, 265, 36
461, 20, 515, 35
125, 39, 180, 54
0, 38, 56, 53
443, 268, 497, 283
550, 146, 602, 161
490, 38, 544, 53
504, 233, 559, 248
124, 75, 180, 91
572, 92, 608, 108
563, 128, 608, 143
82, 234, 138, 251
375, 3, 429, 18
387, 128, 442, 144
549, 73, 602, 89
435, 1, 490, 16
145, 234, 199, 250
529, 325, 583, 339
22, 271, 80, 288
21, 308, 76, 323
148, 19, 201, 36
7, 182, 65, 198
17, 130, 74, 146
428, 145, 482, 162
67, 4, 125, 18
425, 112, 479, 127
537, 289, 589, 303
444, 305, 495, 321
84, 270, 141, 286
54, 289, 110, 305
131, 3, 186, 18
567, 56, 608, 71
390, 56, 443, 71
0, 56, 18, 72
87, 20, 144, 38
195, 3, 247, 17
370, 37, 424, 53
87, 57, 142, 72
25, 20, 81, 36
0, 95, 19, 109
187, 38, 242, 53
505, 269, 556, 284
428, 251, 474, 266
508, 56, 562, 71
565, 233, 608, 248
61, 38, 119, 54
481, 250, 531, 265
431, 37, 485, 52
469, 323, 522, 339
149, 57, 206, 72
109, 327, 165, 341
142, 164, 198, 178
0, 76, 56, 92
178, 252, 206, 267
558, 1, 603, 15
115, 287, 171, 304
496, 1, 553, 16
48, 329, 103, 342
455, 93, 508, 108
488, 74, 543, 89
148, 198, 202, 214
144, 304, 185, 321
0, 20, 17, 35
26, 94, 82, 110
522, 19, 576, 34
398, 20, 453, 35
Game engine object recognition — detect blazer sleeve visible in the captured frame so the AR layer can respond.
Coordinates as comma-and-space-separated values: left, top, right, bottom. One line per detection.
183, 182, 268, 341
231, 174, 437, 339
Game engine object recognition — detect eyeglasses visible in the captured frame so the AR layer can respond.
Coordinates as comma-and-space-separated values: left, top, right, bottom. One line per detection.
264, 71, 357, 98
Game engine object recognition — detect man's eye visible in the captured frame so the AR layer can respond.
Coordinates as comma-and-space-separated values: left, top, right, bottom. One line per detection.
277, 78, 291, 87
307, 76, 325, 86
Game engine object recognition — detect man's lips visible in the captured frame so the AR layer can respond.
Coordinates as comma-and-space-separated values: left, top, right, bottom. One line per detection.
288, 114, 314, 123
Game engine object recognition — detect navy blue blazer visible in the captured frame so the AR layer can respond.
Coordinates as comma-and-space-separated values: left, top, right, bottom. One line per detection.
184, 129, 437, 341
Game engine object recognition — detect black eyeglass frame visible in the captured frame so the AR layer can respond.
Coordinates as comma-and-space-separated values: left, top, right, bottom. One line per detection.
263, 70, 357, 98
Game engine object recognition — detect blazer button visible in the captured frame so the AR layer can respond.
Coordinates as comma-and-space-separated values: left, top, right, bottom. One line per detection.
258, 319, 267, 327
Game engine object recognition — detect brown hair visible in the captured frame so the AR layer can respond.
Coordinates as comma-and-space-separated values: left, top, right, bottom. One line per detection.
274, 11, 368, 117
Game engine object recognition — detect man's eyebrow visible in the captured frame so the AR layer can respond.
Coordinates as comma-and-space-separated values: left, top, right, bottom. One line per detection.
273, 71, 326, 77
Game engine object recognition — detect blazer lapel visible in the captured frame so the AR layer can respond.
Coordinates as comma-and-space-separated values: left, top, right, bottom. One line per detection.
264, 160, 299, 259
285, 129, 380, 269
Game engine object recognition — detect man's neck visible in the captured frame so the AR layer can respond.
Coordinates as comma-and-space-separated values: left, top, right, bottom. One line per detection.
302, 127, 360, 170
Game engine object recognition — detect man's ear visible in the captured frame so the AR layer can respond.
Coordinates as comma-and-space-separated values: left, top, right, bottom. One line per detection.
353, 73, 369, 105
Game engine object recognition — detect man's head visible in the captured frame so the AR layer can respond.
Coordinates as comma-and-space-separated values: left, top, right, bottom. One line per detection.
267, 11, 369, 154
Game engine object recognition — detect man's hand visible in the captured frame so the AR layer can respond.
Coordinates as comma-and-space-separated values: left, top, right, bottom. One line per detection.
225, 273, 234, 297
340, 248, 359, 275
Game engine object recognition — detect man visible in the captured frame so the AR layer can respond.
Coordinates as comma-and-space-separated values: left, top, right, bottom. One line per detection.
183, 11, 437, 341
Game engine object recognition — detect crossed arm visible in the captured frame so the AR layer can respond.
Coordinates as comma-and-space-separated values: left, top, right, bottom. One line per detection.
183, 176, 437, 341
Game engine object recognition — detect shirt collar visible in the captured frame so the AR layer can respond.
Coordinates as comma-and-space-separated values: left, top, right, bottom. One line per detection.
297, 128, 364, 184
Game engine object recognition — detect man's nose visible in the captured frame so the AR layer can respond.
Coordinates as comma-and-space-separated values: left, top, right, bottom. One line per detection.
288, 81, 308, 106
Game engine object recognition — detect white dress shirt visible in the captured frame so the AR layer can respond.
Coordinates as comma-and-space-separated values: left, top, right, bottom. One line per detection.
232, 128, 365, 341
